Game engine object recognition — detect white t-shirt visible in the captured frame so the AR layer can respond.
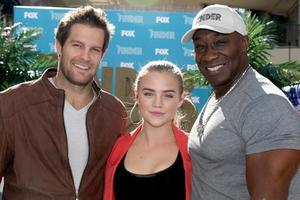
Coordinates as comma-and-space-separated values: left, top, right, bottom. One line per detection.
48, 78, 95, 192
64, 98, 94, 191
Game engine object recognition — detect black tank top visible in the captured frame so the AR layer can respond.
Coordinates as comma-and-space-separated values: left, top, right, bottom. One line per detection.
113, 152, 185, 200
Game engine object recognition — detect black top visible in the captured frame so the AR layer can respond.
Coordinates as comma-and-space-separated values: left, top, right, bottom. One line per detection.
114, 152, 185, 200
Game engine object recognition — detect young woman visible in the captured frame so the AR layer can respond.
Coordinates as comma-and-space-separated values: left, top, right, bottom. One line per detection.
103, 60, 191, 200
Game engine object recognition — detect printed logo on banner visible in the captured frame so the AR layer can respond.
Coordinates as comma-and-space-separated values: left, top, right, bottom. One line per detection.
121, 30, 135, 37
155, 48, 169, 56
183, 15, 193, 25
183, 47, 194, 57
149, 29, 175, 40
155, 16, 170, 24
117, 13, 144, 23
50, 11, 66, 21
120, 62, 134, 68
116, 45, 143, 55
24, 12, 38, 19
191, 96, 200, 104
186, 64, 197, 71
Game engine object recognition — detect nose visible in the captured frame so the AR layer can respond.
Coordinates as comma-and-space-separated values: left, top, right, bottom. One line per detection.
80, 48, 90, 61
202, 46, 218, 62
153, 94, 162, 108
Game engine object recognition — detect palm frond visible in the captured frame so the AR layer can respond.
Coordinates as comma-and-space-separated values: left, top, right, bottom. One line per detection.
0, 9, 56, 91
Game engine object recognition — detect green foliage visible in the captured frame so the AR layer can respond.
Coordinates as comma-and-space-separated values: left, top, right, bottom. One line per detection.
245, 11, 277, 68
245, 11, 300, 89
0, 11, 57, 91
183, 11, 300, 90
183, 70, 207, 93
258, 61, 300, 89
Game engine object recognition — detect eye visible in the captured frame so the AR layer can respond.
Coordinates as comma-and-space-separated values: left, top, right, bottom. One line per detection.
92, 48, 102, 53
214, 39, 228, 47
143, 92, 153, 97
164, 93, 174, 98
72, 42, 81, 48
194, 44, 205, 53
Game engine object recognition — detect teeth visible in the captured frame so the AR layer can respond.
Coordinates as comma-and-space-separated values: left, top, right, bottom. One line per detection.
207, 64, 223, 72
74, 63, 88, 70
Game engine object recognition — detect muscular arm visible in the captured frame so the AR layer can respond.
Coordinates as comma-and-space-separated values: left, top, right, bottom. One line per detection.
246, 149, 300, 200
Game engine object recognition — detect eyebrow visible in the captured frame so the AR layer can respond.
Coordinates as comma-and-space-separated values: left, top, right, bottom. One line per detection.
70, 39, 83, 44
70, 39, 103, 49
142, 88, 176, 93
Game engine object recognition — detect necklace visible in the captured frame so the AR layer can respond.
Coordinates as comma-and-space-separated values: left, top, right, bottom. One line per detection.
196, 66, 251, 141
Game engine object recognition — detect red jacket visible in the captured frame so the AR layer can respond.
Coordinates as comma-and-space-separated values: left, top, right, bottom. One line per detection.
103, 123, 192, 200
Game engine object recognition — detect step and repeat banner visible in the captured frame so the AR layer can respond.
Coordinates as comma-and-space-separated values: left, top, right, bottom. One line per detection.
14, 6, 210, 111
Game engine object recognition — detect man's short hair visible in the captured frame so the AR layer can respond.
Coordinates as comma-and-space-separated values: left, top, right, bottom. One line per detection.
56, 5, 115, 52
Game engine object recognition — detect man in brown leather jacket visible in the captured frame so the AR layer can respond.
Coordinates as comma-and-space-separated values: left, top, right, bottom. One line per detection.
0, 6, 127, 199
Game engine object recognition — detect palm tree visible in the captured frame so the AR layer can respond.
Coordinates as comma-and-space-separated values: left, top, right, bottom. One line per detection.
183, 11, 300, 91
0, 8, 56, 91
246, 11, 300, 89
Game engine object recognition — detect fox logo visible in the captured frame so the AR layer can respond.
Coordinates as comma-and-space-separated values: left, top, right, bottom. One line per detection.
24, 12, 38, 19
120, 62, 134, 68
155, 48, 169, 55
121, 30, 135, 37
156, 16, 170, 24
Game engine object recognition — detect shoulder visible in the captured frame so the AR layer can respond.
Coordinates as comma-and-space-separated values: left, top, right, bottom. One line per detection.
108, 126, 141, 164
0, 69, 61, 119
98, 89, 126, 115
240, 93, 296, 123
240, 68, 287, 100
241, 94, 300, 153
172, 124, 189, 147
232, 92, 299, 132
172, 124, 188, 136
0, 69, 55, 104
114, 125, 141, 145
1, 79, 37, 98
224, 68, 292, 118
0, 79, 42, 116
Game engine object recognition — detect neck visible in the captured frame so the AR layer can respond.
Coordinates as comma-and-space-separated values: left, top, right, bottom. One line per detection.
214, 64, 250, 99
53, 76, 94, 110
214, 87, 229, 99
139, 122, 175, 146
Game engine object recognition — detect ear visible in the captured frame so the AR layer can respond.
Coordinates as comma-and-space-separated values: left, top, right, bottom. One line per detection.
241, 35, 249, 52
55, 39, 62, 57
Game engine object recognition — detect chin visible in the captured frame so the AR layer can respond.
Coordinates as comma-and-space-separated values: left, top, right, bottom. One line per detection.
147, 120, 172, 128
69, 77, 94, 86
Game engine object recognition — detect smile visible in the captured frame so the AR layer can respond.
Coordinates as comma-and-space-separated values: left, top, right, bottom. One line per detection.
207, 64, 224, 72
74, 63, 89, 70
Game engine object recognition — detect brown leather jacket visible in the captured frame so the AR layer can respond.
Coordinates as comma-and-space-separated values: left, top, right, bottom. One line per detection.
0, 69, 127, 200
